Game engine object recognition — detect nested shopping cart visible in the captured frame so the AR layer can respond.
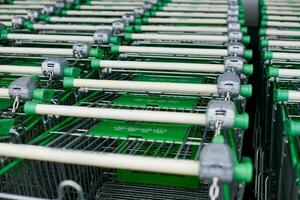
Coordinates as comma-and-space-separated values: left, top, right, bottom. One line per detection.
0, 83, 253, 199
259, 0, 300, 198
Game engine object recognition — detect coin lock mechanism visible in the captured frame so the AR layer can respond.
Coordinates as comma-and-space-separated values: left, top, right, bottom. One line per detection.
72, 43, 91, 59
199, 143, 234, 182
93, 29, 112, 45
8, 77, 37, 101
224, 57, 244, 74
205, 100, 236, 130
42, 57, 68, 78
217, 72, 241, 98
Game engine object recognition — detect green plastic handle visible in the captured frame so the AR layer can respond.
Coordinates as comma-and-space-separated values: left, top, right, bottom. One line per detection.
241, 27, 248, 34
124, 33, 132, 41
240, 85, 252, 97
63, 67, 81, 78
91, 59, 101, 69
133, 25, 142, 32
0, 119, 14, 137
242, 35, 251, 45
24, 21, 34, 30
63, 77, 75, 88
32, 89, 54, 102
24, 101, 38, 115
244, 50, 253, 60
266, 67, 279, 78
89, 48, 103, 58
234, 113, 249, 130
0, 29, 8, 40
109, 36, 121, 44
285, 120, 300, 136
234, 157, 253, 182
124, 26, 133, 33
259, 28, 266, 36
274, 89, 289, 102
263, 51, 273, 60
260, 39, 269, 47
243, 64, 253, 76
111, 45, 119, 53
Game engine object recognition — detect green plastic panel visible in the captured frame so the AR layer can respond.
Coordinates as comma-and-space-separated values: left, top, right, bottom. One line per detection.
89, 119, 192, 141
113, 94, 199, 109
133, 74, 206, 83
89, 92, 200, 188
117, 170, 199, 189
0, 99, 13, 111
0, 119, 14, 136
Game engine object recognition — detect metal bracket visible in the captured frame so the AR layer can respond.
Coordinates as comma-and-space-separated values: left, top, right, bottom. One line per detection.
72, 43, 91, 59
217, 72, 241, 98
11, 17, 26, 29
8, 77, 37, 101
199, 143, 234, 182
227, 42, 245, 56
224, 56, 244, 74
93, 29, 112, 45
41, 57, 68, 78
205, 100, 235, 129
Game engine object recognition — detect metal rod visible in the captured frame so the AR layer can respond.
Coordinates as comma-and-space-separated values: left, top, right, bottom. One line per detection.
7, 33, 94, 43
268, 40, 300, 47
98, 60, 225, 72
265, 10, 300, 16
116, 46, 228, 56
266, 21, 300, 28
32, 24, 112, 31
65, 10, 126, 16
146, 17, 227, 25
90, 1, 143, 6
266, 16, 300, 22
70, 79, 218, 94
128, 33, 228, 42
79, 5, 136, 10
0, 143, 200, 176
0, 47, 73, 56
278, 68, 300, 78
288, 90, 300, 101
137, 25, 228, 33
0, 88, 9, 99
272, 52, 300, 60
29, 103, 207, 125
0, 65, 41, 75
49, 17, 117, 23
0, 5, 43, 9
0, 9, 28, 14
162, 7, 228, 12
154, 11, 228, 18
265, 29, 300, 37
